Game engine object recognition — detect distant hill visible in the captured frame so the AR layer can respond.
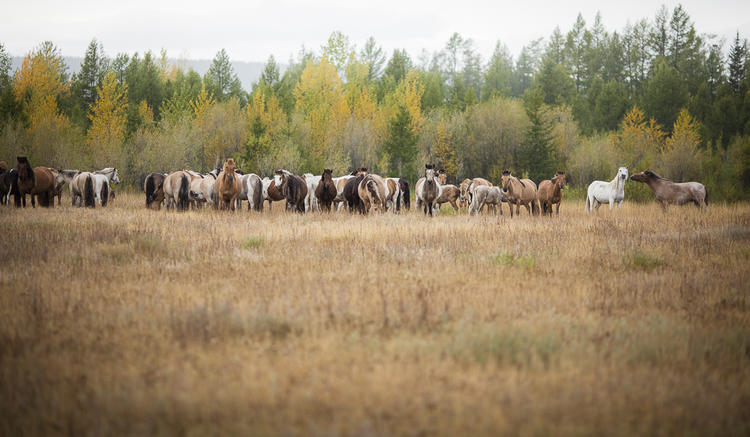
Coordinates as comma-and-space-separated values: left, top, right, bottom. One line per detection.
10, 56, 281, 92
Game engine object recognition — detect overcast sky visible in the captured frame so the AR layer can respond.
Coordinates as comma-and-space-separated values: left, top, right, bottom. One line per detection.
3, 0, 750, 63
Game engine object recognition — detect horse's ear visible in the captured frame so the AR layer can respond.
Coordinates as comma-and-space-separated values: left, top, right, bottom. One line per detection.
502, 170, 510, 176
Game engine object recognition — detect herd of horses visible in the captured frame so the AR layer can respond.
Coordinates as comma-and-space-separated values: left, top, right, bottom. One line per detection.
0, 156, 709, 215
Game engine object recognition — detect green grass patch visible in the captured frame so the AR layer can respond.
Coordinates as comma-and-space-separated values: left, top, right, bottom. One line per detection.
492, 251, 536, 271
626, 250, 665, 271
242, 236, 264, 250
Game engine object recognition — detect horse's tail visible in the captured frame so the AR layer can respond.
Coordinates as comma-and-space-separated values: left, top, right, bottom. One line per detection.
367, 180, 379, 209
252, 178, 262, 211
704, 187, 709, 207
145, 174, 155, 207
400, 179, 410, 210
100, 180, 109, 207
178, 174, 189, 211
84, 175, 95, 208
532, 199, 540, 216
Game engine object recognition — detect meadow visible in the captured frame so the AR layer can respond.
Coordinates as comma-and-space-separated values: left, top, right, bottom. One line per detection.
1, 193, 749, 436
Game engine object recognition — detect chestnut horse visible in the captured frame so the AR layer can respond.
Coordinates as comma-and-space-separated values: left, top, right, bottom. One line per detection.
434, 185, 461, 213
630, 170, 707, 211
537, 171, 566, 216
273, 169, 307, 213
16, 157, 56, 208
315, 169, 338, 212
501, 171, 539, 217
215, 159, 242, 211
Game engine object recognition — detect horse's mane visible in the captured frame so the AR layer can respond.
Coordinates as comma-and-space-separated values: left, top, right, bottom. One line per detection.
645, 170, 668, 181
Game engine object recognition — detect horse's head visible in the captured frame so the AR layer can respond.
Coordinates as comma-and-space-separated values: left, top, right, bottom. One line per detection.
437, 169, 447, 185
111, 168, 120, 184
629, 171, 649, 183
360, 167, 369, 176
322, 169, 333, 182
16, 156, 32, 177
618, 167, 628, 181
554, 171, 566, 190
425, 164, 436, 182
501, 170, 512, 192
273, 169, 286, 190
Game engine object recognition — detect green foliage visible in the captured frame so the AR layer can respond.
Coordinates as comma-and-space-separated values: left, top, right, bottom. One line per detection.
206, 49, 243, 103
518, 90, 556, 182
383, 105, 418, 181
641, 59, 688, 131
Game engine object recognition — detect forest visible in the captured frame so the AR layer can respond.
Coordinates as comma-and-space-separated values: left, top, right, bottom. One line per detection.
0, 4, 749, 200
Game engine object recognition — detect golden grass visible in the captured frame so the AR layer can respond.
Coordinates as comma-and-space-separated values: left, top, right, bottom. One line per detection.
1, 193, 749, 436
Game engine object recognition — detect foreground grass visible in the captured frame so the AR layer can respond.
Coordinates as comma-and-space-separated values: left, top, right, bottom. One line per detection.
1, 194, 749, 436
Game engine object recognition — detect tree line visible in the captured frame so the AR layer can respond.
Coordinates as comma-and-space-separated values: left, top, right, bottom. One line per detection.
1, 3, 749, 200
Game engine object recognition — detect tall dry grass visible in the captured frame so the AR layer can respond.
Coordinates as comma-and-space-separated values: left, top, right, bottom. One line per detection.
1, 193, 749, 436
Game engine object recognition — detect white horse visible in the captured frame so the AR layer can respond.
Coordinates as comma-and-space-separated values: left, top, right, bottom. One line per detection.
302, 173, 321, 212
586, 167, 628, 212
92, 167, 120, 206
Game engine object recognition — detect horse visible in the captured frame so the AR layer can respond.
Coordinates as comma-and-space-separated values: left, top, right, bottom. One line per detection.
358, 174, 387, 214
52, 170, 79, 206
501, 171, 539, 217
630, 170, 708, 211
433, 184, 461, 213
70, 172, 98, 207
586, 167, 628, 213
237, 172, 263, 211
200, 169, 220, 209
16, 157, 56, 208
415, 164, 442, 216
315, 169, 338, 212
333, 174, 355, 211
469, 186, 507, 216
383, 177, 402, 212
262, 177, 285, 211
215, 159, 243, 211
397, 179, 410, 212
0, 168, 18, 206
344, 173, 366, 213
144, 172, 167, 209
163, 171, 192, 211
458, 178, 472, 208
273, 169, 307, 213
303, 173, 321, 212
537, 171, 566, 216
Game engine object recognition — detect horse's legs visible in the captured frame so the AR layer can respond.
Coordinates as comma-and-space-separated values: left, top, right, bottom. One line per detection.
659, 200, 667, 213
555, 202, 560, 215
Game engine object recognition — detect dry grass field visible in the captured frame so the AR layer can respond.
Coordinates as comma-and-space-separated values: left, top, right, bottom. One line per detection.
1, 192, 749, 436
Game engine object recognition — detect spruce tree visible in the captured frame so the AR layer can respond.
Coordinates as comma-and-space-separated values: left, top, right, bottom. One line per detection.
383, 105, 418, 180
518, 90, 555, 182
728, 32, 748, 93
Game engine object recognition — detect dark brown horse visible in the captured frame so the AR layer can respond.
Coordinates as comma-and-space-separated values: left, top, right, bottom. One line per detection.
315, 169, 337, 212
344, 173, 366, 213
144, 172, 167, 209
630, 170, 708, 210
16, 157, 56, 208
537, 171, 566, 216
274, 169, 308, 213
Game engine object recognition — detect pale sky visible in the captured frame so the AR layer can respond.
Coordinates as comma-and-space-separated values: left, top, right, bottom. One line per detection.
3, 0, 750, 63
